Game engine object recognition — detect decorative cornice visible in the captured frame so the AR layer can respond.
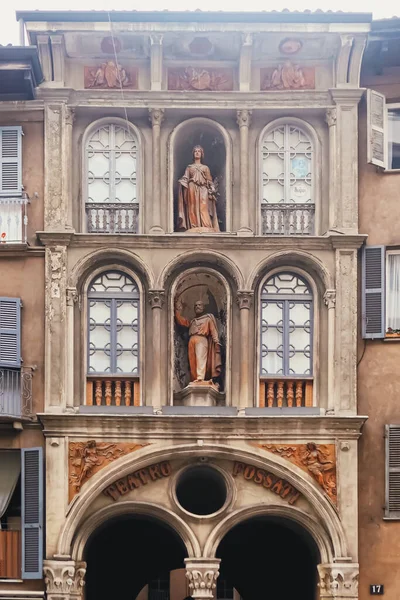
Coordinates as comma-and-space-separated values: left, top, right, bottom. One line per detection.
37, 231, 74, 246
0, 244, 45, 257
329, 87, 365, 104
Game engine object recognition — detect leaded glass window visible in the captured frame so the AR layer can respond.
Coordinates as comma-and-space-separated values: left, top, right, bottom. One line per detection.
260, 272, 312, 376
88, 271, 139, 375
85, 122, 139, 234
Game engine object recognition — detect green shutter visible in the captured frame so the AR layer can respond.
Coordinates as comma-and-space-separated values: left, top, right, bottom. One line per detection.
21, 447, 43, 579
0, 297, 21, 367
362, 246, 385, 339
385, 425, 400, 519
0, 126, 23, 196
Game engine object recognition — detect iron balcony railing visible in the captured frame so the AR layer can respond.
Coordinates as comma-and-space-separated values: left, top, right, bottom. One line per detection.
0, 196, 29, 243
0, 367, 33, 420
261, 203, 315, 236
86, 202, 139, 234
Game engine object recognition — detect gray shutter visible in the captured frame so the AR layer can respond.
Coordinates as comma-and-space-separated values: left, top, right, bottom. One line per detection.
21, 447, 43, 579
367, 89, 387, 169
0, 297, 21, 367
362, 245, 385, 339
385, 425, 400, 519
0, 126, 23, 196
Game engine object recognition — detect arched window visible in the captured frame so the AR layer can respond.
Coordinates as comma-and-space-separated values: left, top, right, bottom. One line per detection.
261, 123, 314, 236
85, 122, 139, 234
259, 272, 313, 408
86, 271, 140, 406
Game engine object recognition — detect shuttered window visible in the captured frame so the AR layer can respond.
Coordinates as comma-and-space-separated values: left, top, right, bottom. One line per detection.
21, 447, 43, 579
385, 425, 400, 519
362, 246, 385, 339
0, 297, 22, 368
0, 127, 23, 196
367, 90, 387, 169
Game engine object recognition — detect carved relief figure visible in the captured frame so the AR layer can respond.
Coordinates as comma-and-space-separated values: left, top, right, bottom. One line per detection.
84, 61, 137, 89
168, 66, 233, 91
175, 298, 222, 389
261, 62, 315, 90
176, 145, 220, 233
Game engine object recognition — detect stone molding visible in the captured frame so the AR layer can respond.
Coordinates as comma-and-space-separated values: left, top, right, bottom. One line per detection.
318, 563, 359, 598
185, 558, 220, 599
44, 560, 86, 598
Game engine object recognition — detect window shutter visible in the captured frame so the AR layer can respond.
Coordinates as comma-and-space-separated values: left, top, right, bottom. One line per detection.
385, 425, 400, 519
0, 297, 22, 367
0, 126, 23, 196
367, 89, 387, 169
362, 245, 385, 339
21, 447, 43, 579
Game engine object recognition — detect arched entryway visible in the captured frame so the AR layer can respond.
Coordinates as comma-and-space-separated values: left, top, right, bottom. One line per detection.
216, 516, 320, 600
84, 515, 187, 600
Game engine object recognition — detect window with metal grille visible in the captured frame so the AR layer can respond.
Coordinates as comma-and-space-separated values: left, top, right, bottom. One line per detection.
87, 271, 139, 375
385, 425, 400, 519
85, 122, 139, 234
260, 272, 313, 376
260, 123, 314, 235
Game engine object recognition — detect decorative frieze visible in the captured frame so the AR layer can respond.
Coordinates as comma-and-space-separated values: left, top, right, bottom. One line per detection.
84, 62, 138, 89
168, 67, 234, 91
260, 63, 315, 90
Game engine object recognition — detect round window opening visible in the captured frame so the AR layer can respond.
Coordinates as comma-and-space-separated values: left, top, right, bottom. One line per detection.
175, 466, 227, 516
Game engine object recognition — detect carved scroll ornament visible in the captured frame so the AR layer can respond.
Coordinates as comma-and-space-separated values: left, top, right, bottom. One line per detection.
68, 440, 148, 500
257, 443, 337, 502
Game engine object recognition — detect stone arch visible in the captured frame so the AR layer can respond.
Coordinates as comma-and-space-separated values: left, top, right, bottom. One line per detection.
168, 117, 233, 232
71, 501, 201, 562
56, 443, 349, 563
204, 504, 331, 563
157, 249, 245, 291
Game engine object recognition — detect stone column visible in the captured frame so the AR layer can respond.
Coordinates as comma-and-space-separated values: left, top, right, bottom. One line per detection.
239, 34, 253, 92
149, 109, 165, 234
318, 563, 359, 599
64, 108, 75, 230
149, 290, 165, 406
236, 110, 253, 235
325, 108, 338, 231
323, 289, 336, 413
50, 35, 65, 85
66, 287, 78, 412
44, 559, 86, 600
150, 34, 163, 91
37, 35, 52, 82
185, 558, 220, 599
237, 291, 253, 408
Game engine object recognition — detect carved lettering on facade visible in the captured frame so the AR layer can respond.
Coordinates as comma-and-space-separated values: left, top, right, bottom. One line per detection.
232, 461, 301, 505
257, 443, 337, 503
103, 461, 172, 500
68, 441, 148, 500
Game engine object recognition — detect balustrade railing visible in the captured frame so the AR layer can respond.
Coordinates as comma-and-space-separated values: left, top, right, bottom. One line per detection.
86, 202, 139, 234
86, 376, 140, 407
0, 367, 33, 419
0, 197, 28, 243
259, 378, 313, 408
0, 529, 21, 579
261, 203, 315, 235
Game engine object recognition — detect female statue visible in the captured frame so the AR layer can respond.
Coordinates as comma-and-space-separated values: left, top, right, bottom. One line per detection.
176, 145, 220, 232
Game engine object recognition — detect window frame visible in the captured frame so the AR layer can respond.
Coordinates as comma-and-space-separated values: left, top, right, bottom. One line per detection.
81, 117, 143, 234
385, 249, 400, 333
257, 117, 320, 236
0, 126, 23, 198
386, 102, 400, 172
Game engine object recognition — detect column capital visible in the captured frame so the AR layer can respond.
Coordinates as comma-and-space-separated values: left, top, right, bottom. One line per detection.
148, 290, 165, 309
150, 33, 164, 45
44, 559, 86, 599
185, 558, 220, 599
318, 563, 359, 598
323, 289, 336, 309
325, 108, 337, 128
236, 109, 252, 128
66, 286, 78, 307
241, 33, 253, 46
236, 290, 254, 310
149, 108, 165, 127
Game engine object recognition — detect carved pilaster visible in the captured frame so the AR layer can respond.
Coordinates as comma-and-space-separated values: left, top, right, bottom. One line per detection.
148, 290, 165, 309
236, 291, 253, 407
239, 34, 253, 92
318, 563, 359, 598
150, 34, 163, 91
50, 35, 65, 84
149, 290, 165, 404
236, 110, 253, 235
44, 560, 86, 600
149, 109, 165, 233
185, 558, 220, 599
236, 291, 253, 310
324, 289, 336, 309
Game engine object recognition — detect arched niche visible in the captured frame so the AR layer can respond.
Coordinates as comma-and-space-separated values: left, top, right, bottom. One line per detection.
171, 268, 230, 403
169, 118, 232, 233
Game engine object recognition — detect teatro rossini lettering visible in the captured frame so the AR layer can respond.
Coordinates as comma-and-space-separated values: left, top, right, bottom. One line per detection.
233, 461, 301, 505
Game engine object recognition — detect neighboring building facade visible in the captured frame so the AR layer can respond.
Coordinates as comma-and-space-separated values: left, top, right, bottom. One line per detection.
1, 9, 397, 600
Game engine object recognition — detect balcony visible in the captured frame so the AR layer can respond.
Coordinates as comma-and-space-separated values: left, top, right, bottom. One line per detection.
0, 529, 21, 579
0, 367, 33, 420
259, 378, 313, 408
86, 202, 139, 234
0, 197, 28, 243
261, 203, 315, 235
86, 376, 140, 407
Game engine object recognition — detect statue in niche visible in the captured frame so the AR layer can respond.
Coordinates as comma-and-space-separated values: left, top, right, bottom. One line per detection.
176, 145, 220, 233
174, 297, 222, 390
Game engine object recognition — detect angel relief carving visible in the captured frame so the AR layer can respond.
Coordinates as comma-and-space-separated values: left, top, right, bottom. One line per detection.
168, 66, 233, 91
68, 440, 148, 500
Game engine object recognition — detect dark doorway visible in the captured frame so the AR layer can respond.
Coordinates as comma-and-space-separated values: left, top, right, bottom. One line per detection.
85, 515, 187, 600
216, 516, 319, 600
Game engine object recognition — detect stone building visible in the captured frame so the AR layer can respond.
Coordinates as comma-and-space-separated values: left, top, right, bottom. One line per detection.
0, 8, 397, 600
